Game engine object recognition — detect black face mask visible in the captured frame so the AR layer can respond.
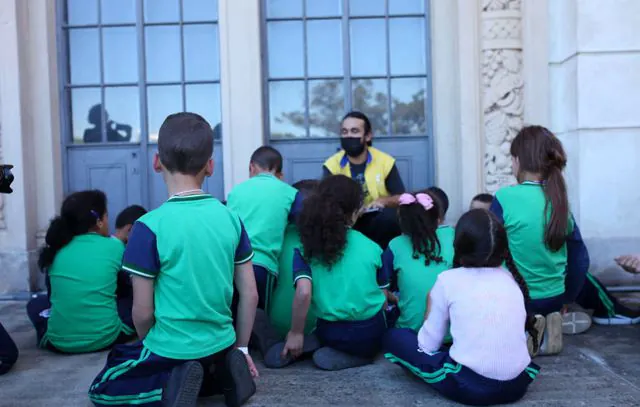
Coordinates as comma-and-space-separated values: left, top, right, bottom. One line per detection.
341, 137, 366, 158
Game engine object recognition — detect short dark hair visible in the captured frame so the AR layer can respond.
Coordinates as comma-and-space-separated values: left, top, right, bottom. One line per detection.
293, 179, 319, 198
472, 193, 494, 204
158, 112, 214, 175
250, 146, 283, 173
342, 111, 372, 136
115, 205, 147, 229
427, 186, 449, 218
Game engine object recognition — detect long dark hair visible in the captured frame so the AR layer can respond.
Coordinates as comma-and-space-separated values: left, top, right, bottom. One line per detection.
398, 191, 443, 266
298, 175, 363, 266
511, 125, 568, 252
453, 209, 539, 350
38, 190, 108, 270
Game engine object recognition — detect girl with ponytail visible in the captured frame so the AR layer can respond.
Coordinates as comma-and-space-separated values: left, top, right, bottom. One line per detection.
383, 209, 541, 406
280, 175, 389, 371
27, 190, 135, 353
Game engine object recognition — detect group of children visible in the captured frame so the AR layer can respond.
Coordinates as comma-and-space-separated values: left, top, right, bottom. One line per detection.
1, 112, 639, 407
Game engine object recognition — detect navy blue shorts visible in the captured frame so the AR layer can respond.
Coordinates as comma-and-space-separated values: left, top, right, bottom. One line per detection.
315, 309, 387, 358
383, 328, 539, 406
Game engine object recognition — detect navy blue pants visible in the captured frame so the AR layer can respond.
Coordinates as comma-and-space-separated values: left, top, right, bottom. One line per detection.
253, 265, 276, 311
0, 322, 18, 375
89, 341, 234, 406
383, 328, 539, 406
316, 309, 387, 358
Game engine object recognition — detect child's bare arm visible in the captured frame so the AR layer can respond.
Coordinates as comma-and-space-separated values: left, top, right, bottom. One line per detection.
283, 279, 311, 359
234, 261, 259, 348
131, 276, 155, 339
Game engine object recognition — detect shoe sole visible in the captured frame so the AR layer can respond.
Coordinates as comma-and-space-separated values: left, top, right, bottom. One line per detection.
541, 312, 563, 356
312, 347, 372, 371
264, 334, 322, 369
593, 315, 640, 326
562, 311, 592, 335
224, 350, 256, 407
529, 315, 545, 358
163, 361, 203, 407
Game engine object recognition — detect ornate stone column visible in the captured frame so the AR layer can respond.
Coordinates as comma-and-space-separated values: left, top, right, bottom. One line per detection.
481, 0, 524, 193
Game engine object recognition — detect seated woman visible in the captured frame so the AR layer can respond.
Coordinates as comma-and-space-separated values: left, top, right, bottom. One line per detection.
26, 190, 135, 353
383, 209, 541, 406
280, 175, 389, 371
323, 111, 405, 249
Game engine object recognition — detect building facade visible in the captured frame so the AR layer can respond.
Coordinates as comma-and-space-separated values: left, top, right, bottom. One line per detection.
0, 0, 639, 294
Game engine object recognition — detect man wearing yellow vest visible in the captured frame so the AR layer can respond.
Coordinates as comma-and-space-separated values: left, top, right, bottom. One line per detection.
323, 111, 405, 248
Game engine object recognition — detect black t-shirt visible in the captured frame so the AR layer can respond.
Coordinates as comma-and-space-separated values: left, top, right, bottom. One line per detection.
322, 163, 405, 196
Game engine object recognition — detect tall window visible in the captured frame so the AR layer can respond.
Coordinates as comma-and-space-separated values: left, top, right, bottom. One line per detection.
265, 0, 430, 139
61, 0, 221, 144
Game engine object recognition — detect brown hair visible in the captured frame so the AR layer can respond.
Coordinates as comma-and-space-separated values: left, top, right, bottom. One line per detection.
510, 126, 568, 252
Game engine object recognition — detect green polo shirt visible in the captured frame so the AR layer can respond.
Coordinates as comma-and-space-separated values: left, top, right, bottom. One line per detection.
45, 234, 133, 352
227, 173, 299, 276
293, 229, 387, 322
494, 182, 574, 300
122, 194, 254, 360
269, 225, 317, 337
387, 226, 455, 332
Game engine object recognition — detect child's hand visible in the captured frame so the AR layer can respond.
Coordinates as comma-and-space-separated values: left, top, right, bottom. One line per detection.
282, 331, 304, 359
615, 255, 640, 274
244, 354, 259, 378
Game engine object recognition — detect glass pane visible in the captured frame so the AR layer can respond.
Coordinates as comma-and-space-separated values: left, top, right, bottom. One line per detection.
391, 78, 426, 135
145, 26, 182, 82
186, 84, 221, 131
390, 18, 426, 75
352, 79, 388, 135
103, 27, 138, 83
147, 85, 183, 142
144, 0, 180, 23
349, 0, 384, 16
184, 24, 219, 81
309, 80, 344, 138
266, 0, 303, 18
105, 87, 140, 142
66, 0, 98, 25
389, 0, 425, 15
268, 22, 304, 78
306, 0, 341, 17
269, 81, 306, 139
69, 28, 100, 85
71, 88, 102, 143
350, 19, 386, 77
307, 20, 342, 77
101, 0, 136, 24
183, 0, 218, 21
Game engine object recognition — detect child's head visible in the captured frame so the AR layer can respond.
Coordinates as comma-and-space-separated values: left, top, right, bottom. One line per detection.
292, 179, 319, 198
114, 205, 147, 244
249, 146, 284, 178
511, 125, 568, 252
397, 192, 443, 266
39, 190, 109, 270
298, 175, 363, 266
426, 186, 449, 223
470, 193, 493, 210
154, 112, 214, 180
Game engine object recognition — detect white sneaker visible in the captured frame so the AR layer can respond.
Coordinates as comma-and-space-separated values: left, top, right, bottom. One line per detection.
592, 314, 640, 326
539, 312, 563, 356
562, 311, 592, 335
528, 315, 545, 357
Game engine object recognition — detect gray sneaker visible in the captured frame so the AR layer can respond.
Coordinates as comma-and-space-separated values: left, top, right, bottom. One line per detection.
162, 361, 203, 407
312, 347, 373, 371
562, 310, 592, 335
264, 333, 322, 368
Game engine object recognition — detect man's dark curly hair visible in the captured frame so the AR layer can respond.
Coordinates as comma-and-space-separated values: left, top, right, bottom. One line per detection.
298, 175, 363, 267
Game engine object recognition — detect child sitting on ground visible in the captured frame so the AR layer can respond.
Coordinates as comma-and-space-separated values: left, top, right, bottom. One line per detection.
113, 205, 147, 244
281, 175, 389, 371
0, 322, 18, 375
27, 190, 135, 353
469, 193, 493, 210
383, 209, 540, 406
88, 113, 259, 407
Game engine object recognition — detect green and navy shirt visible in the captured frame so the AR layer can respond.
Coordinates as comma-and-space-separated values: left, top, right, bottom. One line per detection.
269, 224, 317, 337
293, 229, 387, 322
491, 181, 589, 301
122, 194, 253, 360
227, 173, 302, 276
45, 234, 133, 352
383, 226, 455, 331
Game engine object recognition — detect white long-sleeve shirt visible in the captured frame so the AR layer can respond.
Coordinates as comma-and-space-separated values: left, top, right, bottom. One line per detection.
418, 267, 531, 381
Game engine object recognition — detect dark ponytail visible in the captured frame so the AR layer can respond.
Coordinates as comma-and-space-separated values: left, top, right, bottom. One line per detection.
298, 175, 363, 267
511, 125, 569, 252
38, 190, 108, 270
397, 191, 443, 266
503, 248, 539, 351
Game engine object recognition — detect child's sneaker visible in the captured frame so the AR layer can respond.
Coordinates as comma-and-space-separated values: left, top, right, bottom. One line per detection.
162, 361, 203, 407
264, 333, 321, 368
592, 314, 640, 326
539, 312, 563, 356
312, 347, 372, 371
528, 314, 545, 357
562, 306, 592, 335
223, 349, 256, 407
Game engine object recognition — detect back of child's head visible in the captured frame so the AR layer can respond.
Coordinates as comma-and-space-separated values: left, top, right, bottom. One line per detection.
250, 146, 283, 174
511, 125, 568, 252
158, 112, 214, 175
39, 190, 108, 270
470, 193, 494, 210
426, 186, 449, 220
115, 205, 147, 229
397, 191, 443, 266
298, 175, 363, 266
292, 179, 319, 198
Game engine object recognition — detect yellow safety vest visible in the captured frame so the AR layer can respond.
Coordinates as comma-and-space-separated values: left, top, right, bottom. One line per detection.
324, 147, 395, 205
